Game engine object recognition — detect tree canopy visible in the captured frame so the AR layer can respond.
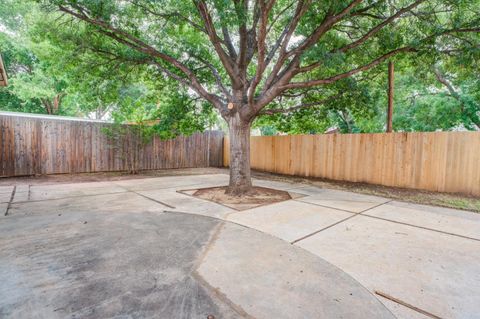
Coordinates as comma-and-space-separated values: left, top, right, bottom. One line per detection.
1, 0, 478, 131
28, 0, 477, 118
0, 0, 217, 134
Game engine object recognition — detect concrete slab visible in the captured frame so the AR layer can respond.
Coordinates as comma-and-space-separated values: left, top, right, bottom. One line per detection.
0, 185, 14, 193
8, 192, 168, 216
228, 200, 353, 242
0, 211, 241, 318
297, 215, 480, 319
287, 185, 330, 196
251, 178, 300, 190
0, 192, 12, 203
138, 189, 234, 219
197, 222, 395, 319
15, 185, 29, 193
190, 173, 230, 183
0, 203, 8, 215
365, 200, 480, 240
114, 174, 230, 191
18, 181, 127, 202
1, 198, 396, 319
1, 174, 479, 318
11, 191, 28, 202
297, 188, 389, 212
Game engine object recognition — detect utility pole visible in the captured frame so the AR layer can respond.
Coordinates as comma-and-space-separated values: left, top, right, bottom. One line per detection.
386, 61, 394, 132
0, 54, 8, 87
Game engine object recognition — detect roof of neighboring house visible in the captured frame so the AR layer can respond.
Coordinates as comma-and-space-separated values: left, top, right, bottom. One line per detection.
324, 127, 339, 134
0, 54, 7, 87
125, 119, 160, 125
0, 111, 110, 123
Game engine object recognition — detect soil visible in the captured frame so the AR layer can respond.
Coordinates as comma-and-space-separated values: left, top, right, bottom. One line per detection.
191, 186, 293, 210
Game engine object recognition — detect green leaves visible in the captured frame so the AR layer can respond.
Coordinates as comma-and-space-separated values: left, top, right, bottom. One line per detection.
1, 0, 478, 134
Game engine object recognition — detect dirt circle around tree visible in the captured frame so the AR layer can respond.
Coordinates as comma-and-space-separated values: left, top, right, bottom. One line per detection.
192, 186, 292, 210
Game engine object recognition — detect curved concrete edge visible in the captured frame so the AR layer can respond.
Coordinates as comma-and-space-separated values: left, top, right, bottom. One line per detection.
165, 210, 397, 319
1, 204, 395, 319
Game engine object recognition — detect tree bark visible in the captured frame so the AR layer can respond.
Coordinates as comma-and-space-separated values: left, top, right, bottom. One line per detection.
226, 114, 252, 196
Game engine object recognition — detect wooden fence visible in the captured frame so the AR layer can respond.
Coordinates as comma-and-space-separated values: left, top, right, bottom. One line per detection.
224, 132, 480, 196
0, 112, 223, 177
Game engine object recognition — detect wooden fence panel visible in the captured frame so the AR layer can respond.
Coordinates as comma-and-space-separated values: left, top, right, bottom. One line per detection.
0, 113, 223, 177
224, 132, 480, 196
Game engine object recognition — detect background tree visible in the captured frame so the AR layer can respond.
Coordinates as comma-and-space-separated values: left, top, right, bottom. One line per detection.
102, 80, 218, 173
0, 34, 46, 114
0, 2, 74, 114
1, 0, 218, 132
257, 62, 480, 134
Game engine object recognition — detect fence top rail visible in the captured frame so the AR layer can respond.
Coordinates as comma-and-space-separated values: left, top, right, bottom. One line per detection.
0, 111, 111, 123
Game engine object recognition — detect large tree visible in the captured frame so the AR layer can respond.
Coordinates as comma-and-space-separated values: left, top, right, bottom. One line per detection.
35, 0, 479, 195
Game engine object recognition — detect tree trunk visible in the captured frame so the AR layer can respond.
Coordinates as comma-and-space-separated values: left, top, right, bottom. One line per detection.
226, 115, 252, 196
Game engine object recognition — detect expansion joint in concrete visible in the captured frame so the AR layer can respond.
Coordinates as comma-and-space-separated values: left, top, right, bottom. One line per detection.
362, 214, 480, 242
4, 185, 16, 216
127, 189, 176, 209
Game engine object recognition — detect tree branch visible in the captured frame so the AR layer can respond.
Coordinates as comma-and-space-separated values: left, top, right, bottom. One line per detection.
128, 0, 208, 35
248, 0, 276, 106
263, 0, 312, 91
295, 0, 425, 75
259, 93, 342, 115
235, 0, 250, 84
190, 54, 231, 100
433, 66, 480, 128
287, 0, 363, 59
282, 47, 416, 90
194, 0, 238, 87
222, 26, 237, 58
263, 0, 362, 95
57, 4, 224, 110
337, 0, 426, 53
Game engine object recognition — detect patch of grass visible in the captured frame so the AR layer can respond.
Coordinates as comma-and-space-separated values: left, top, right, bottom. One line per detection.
432, 197, 480, 212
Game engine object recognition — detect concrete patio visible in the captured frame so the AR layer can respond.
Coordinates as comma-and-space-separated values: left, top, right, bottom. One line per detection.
1, 173, 479, 318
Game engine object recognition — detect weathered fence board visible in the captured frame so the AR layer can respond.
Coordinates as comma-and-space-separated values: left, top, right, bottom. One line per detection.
224, 132, 480, 196
0, 113, 223, 177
